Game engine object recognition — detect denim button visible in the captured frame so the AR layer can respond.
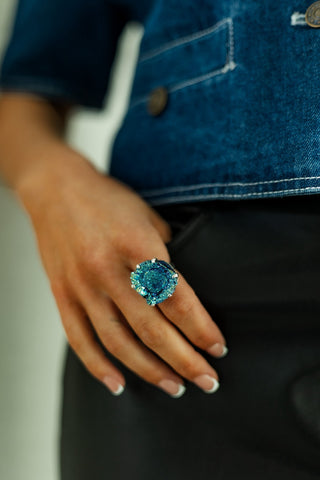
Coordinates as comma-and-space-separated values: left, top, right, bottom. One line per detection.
305, 1, 320, 27
147, 86, 168, 116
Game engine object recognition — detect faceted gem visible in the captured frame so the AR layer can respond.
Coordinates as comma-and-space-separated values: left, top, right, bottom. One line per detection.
130, 258, 178, 305
144, 269, 167, 293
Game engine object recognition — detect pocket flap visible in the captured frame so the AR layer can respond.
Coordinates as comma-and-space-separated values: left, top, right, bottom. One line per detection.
131, 17, 234, 101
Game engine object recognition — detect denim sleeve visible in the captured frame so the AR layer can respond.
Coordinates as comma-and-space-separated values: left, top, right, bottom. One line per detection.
0, 0, 131, 109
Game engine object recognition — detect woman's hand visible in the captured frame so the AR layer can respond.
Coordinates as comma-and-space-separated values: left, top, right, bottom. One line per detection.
18, 150, 227, 398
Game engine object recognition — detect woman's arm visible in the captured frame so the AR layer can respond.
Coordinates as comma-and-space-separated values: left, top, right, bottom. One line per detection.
0, 93, 81, 192
0, 93, 227, 397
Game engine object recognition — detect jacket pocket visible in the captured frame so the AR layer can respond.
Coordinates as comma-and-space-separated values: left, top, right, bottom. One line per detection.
129, 16, 236, 107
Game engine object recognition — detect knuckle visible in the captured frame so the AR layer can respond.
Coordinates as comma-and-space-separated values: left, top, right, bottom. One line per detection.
174, 297, 195, 317
82, 254, 116, 285
113, 230, 135, 257
114, 228, 150, 262
138, 320, 167, 349
193, 329, 213, 349
101, 333, 124, 357
82, 248, 106, 275
178, 357, 199, 379
108, 341, 125, 358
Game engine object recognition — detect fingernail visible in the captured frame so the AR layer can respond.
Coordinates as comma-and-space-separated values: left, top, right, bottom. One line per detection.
207, 343, 229, 358
193, 374, 220, 393
158, 379, 186, 398
102, 376, 125, 395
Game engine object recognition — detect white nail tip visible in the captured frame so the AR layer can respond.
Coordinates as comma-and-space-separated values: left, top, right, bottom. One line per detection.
111, 384, 125, 396
207, 343, 229, 358
219, 345, 229, 358
206, 378, 220, 394
170, 384, 186, 398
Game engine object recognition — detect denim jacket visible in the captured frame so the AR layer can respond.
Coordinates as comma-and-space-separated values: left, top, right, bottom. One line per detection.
1, 0, 320, 206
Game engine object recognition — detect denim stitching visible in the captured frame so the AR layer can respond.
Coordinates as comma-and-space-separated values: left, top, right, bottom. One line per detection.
291, 12, 307, 26
138, 18, 230, 63
139, 176, 320, 195
228, 16, 235, 63
170, 18, 236, 93
169, 61, 236, 94
142, 187, 320, 205
129, 18, 235, 109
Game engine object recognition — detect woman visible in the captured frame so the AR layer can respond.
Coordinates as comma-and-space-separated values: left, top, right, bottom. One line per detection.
1, 0, 320, 478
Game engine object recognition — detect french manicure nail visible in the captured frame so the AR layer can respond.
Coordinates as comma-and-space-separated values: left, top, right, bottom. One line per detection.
207, 343, 229, 358
193, 374, 220, 393
158, 379, 186, 398
102, 376, 125, 395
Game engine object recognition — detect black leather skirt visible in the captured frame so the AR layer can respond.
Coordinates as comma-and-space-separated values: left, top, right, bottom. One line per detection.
59, 195, 320, 480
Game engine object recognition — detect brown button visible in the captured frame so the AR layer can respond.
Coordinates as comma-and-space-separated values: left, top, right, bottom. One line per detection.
305, 1, 320, 27
147, 86, 168, 116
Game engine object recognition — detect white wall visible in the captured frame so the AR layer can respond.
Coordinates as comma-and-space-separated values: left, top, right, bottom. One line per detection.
0, 2, 143, 478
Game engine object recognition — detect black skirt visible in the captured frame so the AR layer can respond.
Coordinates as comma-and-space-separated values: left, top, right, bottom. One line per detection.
59, 195, 320, 480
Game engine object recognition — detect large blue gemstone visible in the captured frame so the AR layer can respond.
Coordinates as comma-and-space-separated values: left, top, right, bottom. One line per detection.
130, 259, 178, 305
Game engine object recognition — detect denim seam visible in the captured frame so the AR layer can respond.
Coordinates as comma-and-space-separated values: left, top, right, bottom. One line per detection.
129, 17, 236, 109
140, 187, 320, 205
169, 61, 236, 94
138, 17, 231, 63
139, 176, 320, 195
229, 16, 235, 64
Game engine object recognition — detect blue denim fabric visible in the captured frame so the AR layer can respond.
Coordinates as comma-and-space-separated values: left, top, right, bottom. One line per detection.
0, 0, 150, 108
1, 0, 320, 206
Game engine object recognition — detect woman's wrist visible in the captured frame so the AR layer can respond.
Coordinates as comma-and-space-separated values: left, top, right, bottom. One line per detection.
14, 140, 99, 218
0, 93, 76, 197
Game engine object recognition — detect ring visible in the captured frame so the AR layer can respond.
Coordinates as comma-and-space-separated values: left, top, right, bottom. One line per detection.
130, 258, 179, 306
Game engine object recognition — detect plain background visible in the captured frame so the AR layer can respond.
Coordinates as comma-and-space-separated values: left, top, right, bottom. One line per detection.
0, 1, 143, 478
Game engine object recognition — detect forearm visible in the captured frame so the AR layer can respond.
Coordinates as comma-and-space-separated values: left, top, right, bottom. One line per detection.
0, 93, 97, 206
